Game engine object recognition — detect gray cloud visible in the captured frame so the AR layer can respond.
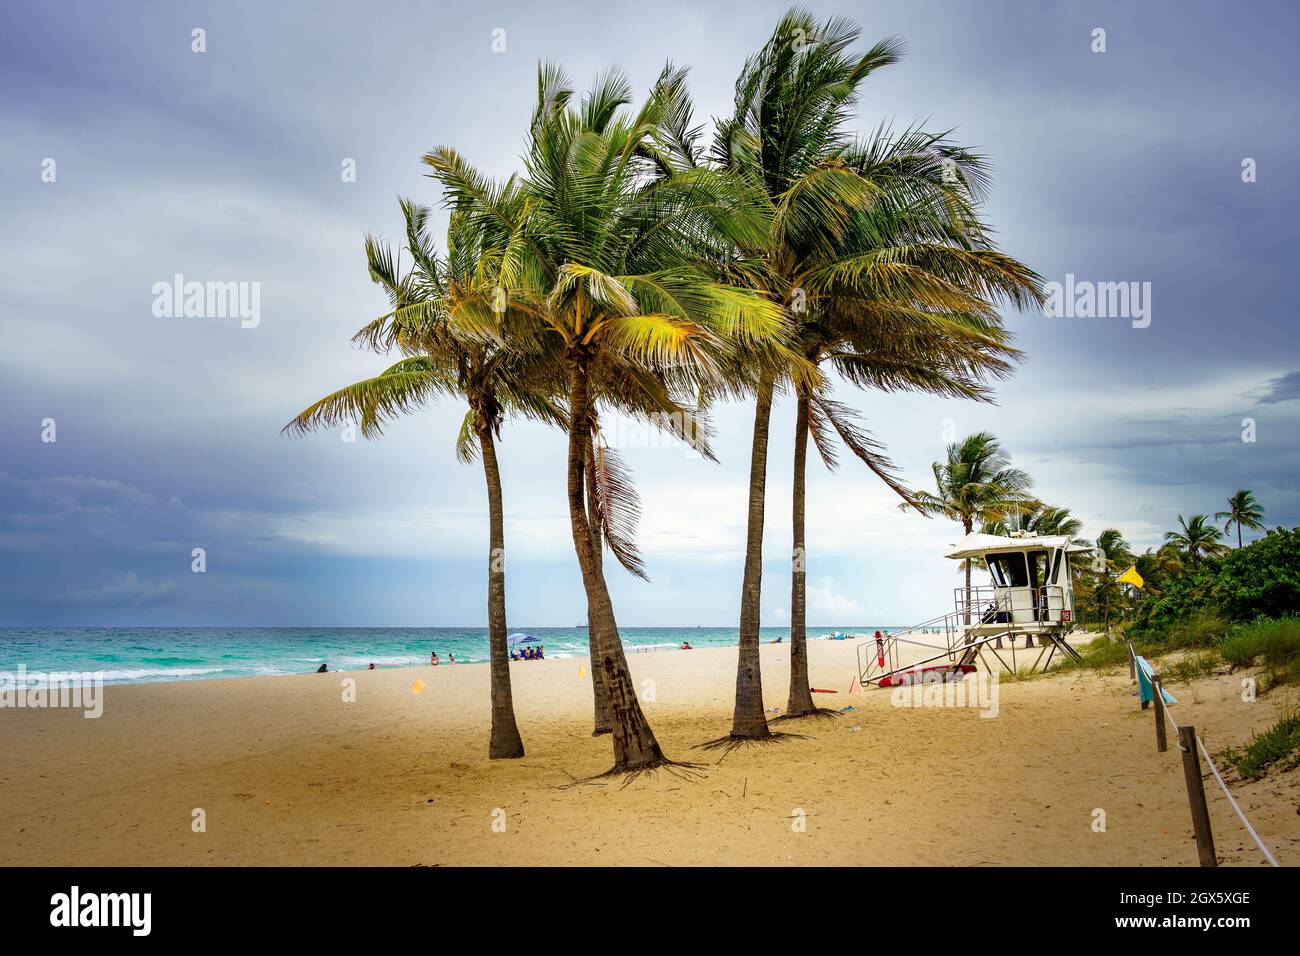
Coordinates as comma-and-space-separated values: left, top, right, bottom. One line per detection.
2, 0, 1297, 626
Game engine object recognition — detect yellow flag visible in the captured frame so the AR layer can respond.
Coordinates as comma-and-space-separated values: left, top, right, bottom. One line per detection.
1118, 565, 1144, 589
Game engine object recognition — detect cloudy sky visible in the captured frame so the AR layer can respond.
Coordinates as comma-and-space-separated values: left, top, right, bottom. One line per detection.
2, 0, 1296, 628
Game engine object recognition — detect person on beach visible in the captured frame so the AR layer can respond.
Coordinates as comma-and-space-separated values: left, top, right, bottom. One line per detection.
536, 645, 544, 660
681, 641, 692, 650
315, 663, 328, 673
368, 663, 375, 670
448, 653, 455, 664
430, 652, 439, 666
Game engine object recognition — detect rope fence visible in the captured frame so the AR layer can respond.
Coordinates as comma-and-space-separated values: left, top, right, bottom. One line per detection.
1127, 641, 1280, 868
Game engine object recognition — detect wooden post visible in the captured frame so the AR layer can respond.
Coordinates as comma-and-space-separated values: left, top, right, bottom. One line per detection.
1178, 725, 1217, 867
1152, 674, 1167, 753
1127, 641, 1136, 683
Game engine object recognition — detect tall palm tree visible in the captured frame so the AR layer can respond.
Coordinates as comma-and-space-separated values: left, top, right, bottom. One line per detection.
1215, 489, 1266, 548
1095, 528, 1134, 567
714, 10, 1042, 732
911, 431, 1035, 619
284, 200, 556, 759
1072, 528, 1133, 631
426, 66, 785, 773
1164, 514, 1227, 570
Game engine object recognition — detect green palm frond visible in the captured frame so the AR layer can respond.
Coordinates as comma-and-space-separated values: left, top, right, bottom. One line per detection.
283, 357, 458, 440
589, 441, 647, 580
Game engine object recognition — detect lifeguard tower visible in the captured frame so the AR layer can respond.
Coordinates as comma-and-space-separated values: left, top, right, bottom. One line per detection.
857, 531, 1092, 687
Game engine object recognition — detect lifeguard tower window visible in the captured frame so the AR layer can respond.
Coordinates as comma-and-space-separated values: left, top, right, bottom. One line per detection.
1028, 550, 1050, 589
986, 552, 1029, 587
1049, 548, 1063, 584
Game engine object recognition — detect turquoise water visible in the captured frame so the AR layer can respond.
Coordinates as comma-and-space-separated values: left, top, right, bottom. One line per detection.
0, 626, 891, 685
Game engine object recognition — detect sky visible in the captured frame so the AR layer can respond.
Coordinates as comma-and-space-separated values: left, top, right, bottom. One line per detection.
1, 0, 1297, 628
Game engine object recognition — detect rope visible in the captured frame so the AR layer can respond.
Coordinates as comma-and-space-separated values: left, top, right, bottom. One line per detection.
1149, 677, 1278, 866
1154, 682, 1181, 736
1194, 735, 1279, 867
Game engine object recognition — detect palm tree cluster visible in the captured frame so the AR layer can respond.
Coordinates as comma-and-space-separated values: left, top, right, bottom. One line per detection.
285, 9, 1045, 774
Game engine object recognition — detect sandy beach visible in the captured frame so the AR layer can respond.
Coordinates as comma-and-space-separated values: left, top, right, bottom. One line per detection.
2, 637, 1295, 867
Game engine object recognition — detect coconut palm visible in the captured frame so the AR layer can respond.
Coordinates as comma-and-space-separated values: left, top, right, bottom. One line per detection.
1095, 528, 1134, 567
911, 431, 1035, 620
1164, 514, 1227, 570
712, 10, 1042, 731
1215, 489, 1266, 548
284, 200, 556, 759
1071, 528, 1134, 631
425, 65, 785, 773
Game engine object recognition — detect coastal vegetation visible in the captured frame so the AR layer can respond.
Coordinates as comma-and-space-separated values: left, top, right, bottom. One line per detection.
284, 4, 1295, 777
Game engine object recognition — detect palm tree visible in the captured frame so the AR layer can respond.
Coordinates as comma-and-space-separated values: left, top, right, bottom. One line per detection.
284, 200, 555, 759
426, 66, 785, 773
1164, 514, 1227, 570
1095, 528, 1134, 567
1072, 528, 1133, 631
714, 11, 1042, 730
911, 431, 1035, 620
1215, 489, 1266, 548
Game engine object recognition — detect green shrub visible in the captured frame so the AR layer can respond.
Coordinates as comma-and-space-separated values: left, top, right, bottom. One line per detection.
1219, 709, 1300, 781
1161, 651, 1220, 684
1131, 528, 1300, 639
1164, 609, 1230, 649
1217, 617, 1300, 672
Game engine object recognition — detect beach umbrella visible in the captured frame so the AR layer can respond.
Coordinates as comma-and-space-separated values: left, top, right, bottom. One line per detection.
507, 633, 540, 649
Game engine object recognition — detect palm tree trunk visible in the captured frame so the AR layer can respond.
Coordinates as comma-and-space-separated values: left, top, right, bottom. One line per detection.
732, 373, 775, 739
477, 419, 525, 760
786, 384, 816, 717
566, 356, 665, 771
1237, 521, 1242, 549
584, 438, 612, 736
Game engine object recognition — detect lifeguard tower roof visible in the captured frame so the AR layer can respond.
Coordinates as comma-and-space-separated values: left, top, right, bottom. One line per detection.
944, 531, 1093, 561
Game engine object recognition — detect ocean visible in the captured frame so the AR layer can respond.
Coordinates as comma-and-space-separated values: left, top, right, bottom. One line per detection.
0, 626, 894, 686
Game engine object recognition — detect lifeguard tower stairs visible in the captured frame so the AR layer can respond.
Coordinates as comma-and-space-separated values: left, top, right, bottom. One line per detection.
856, 586, 1082, 688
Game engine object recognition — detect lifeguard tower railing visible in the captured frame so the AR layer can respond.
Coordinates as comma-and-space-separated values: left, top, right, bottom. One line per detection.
956, 584, 1073, 629
857, 585, 1080, 687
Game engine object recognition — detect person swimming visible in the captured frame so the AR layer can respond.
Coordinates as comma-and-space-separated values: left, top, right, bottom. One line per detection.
430, 652, 439, 666
680, 641, 692, 650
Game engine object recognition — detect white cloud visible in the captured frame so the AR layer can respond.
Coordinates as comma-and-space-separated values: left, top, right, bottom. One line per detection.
806, 577, 865, 621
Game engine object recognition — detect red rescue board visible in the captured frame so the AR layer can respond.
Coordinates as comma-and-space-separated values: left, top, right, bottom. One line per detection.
877, 663, 976, 687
